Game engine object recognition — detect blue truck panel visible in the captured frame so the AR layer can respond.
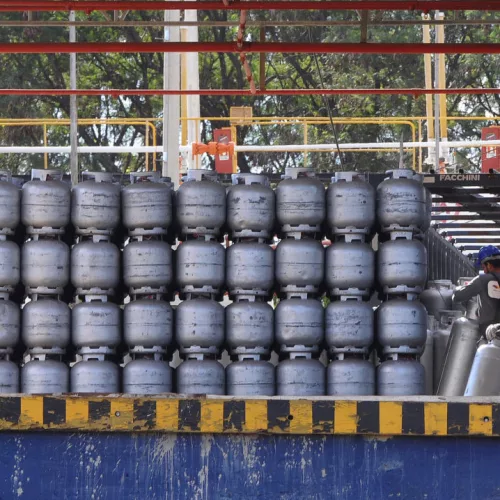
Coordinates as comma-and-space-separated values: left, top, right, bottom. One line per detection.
0, 433, 499, 499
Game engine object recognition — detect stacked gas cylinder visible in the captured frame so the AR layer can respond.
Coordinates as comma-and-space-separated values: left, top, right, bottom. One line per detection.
174, 169, 227, 395
226, 174, 275, 395
70, 172, 122, 393
375, 169, 430, 395
21, 169, 71, 394
275, 168, 326, 396
324, 172, 376, 396
121, 172, 174, 395
0, 172, 21, 393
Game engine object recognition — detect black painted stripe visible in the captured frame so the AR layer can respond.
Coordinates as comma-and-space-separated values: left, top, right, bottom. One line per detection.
267, 400, 290, 432
43, 397, 66, 426
312, 401, 334, 433
447, 403, 469, 435
223, 400, 245, 431
134, 400, 156, 429
178, 399, 201, 431
89, 400, 111, 421
492, 404, 500, 435
0, 396, 20, 424
357, 401, 380, 434
402, 402, 425, 435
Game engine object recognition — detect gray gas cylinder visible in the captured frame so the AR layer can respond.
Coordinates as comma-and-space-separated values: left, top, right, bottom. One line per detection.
275, 298, 324, 353
325, 299, 374, 354
420, 315, 435, 395
327, 355, 375, 396
71, 172, 121, 235
21, 169, 70, 235
226, 300, 273, 357
433, 309, 464, 393
376, 299, 427, 354
123, 240, 173, 294
276, 355, 325, 396
176, 169, 226, 238
420, 280, 454, 317
325, 241, 374, 298
0, 359, 19, 393
72, 299, 121, 351
437, 300, 480, 396
275, 238, 324, 296
71, 239, 120, 295
122, 172, 173, 236
0, 171, 20, 235
176, 239, 225, 297
0, 239, 20, 293
0, 299, 20, 350
124, 299, 173, 351
175, 298, 225, 355
22, 358, 69, 394
226, 242, 274, 298
376, 356, 425, 396
123, 357, 173, 394
227, 173, 275, 240
176, 358, 225, 395
276, 167, 325, 237
326, 172, 375, 237
422, 187, 433, 233
71, 358, 120, 393
453, 277, 475, 313
226, 360, 275, 396
22, 239, 69, 295
377, 238, 427, 295
465, 335, 500, 396
376, 169, 427, 234
22, 298, 70, 351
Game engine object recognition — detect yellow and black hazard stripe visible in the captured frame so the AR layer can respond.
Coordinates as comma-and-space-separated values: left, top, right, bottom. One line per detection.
0, 396, 497, 436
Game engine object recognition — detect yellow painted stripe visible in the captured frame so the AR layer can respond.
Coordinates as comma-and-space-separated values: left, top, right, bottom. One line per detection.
65, 398, 89, 427
156, 399, 179, 431
19, 396, 44, 427
334, 401, 358, 434
200, 400, 224, 433
244, 400, 268, 433
424, 402, 448, 436
289, 400, 313, 434
110, 400, 134, 431
469, 404, 493, 436
379, 401, 403, 435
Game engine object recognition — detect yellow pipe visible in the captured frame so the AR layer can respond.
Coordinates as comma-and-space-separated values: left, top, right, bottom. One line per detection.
422, 15, 435, 142
43, 123, 48, 169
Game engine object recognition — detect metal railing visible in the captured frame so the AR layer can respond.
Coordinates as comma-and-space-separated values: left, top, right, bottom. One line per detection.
0, 115, 498, 173
423, 227, 477, 283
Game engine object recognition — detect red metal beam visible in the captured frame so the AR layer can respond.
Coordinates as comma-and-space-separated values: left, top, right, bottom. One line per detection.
1, 42, 500, 54
1, 1, 500, 12
0, 88, 497, 96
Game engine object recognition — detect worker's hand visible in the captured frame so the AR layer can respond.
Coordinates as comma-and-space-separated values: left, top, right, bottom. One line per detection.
486, 323, 500, 342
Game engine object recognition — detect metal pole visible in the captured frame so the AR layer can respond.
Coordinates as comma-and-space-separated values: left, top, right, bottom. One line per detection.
162, 9, 181, 185
434, 50, 440, 173
0, 88, 499, 97
69, 10, 78, 185
4, 1, 500, 12
3, 41, 500, 54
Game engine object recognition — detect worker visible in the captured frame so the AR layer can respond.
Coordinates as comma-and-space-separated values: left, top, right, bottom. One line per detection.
438, 157, 449, 174
453, 245, 500, 338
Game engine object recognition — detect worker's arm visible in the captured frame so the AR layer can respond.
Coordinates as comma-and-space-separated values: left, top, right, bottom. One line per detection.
452, 276, 483, 304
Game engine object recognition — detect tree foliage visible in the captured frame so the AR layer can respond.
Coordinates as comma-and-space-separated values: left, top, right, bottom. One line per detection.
0, 9, 498, 174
